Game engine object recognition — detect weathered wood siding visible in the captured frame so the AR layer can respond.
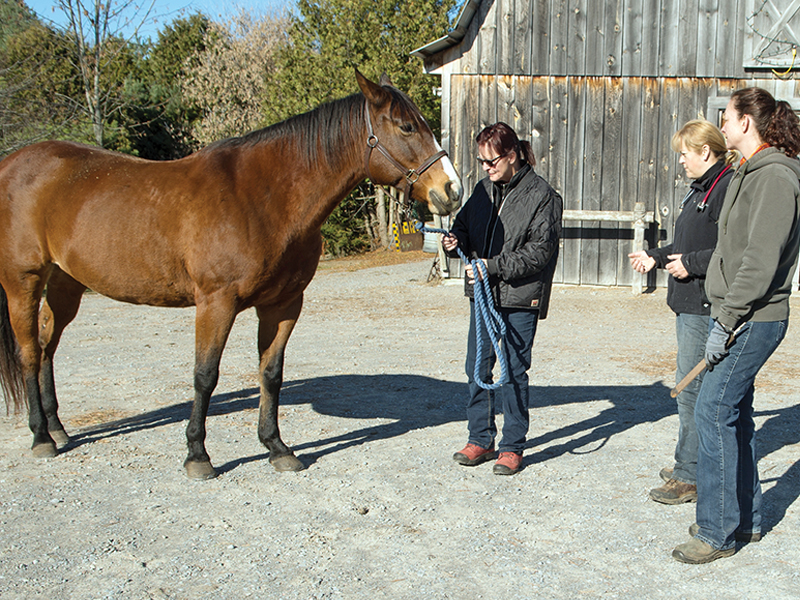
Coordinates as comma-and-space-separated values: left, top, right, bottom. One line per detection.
447, 75, 800, 286
434, 0, 800, 286
446, 0, 751, 78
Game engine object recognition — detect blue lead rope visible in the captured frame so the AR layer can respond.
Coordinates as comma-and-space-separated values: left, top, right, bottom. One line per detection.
416, 223, 508, 390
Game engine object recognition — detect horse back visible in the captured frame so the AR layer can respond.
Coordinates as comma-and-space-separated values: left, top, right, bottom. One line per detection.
0, 141, 313, 310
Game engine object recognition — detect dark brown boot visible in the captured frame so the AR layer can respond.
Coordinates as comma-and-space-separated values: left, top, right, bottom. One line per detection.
649, 479, 697, 504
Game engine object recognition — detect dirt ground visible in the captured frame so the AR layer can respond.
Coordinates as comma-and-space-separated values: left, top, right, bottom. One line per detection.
1, 251, 799, 599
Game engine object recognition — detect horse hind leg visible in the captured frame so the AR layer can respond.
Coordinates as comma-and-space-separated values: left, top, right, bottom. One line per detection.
38, 268, 86, 447
3, 273, 56, 457
256, 297, 304, 472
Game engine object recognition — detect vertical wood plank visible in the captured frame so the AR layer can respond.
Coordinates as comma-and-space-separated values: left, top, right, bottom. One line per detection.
548, 77, 570, 284
696, 0, 720, 76
600, 77, 624, 285
604, 0, 624, 76
655, 78, 680, 283
567, 0, 588, 75
531, 0, 550, 75
678, 0, 700, 75
617, 77, 644, 286
640, 78, 662, 288
563, 77, 588, 284
659, 0, 679, 75
478, 0, 498, 75
640, 0, 661, 75
550, 0, 569, 75
581, 78, 606, 284
497, 0, 515, 75
714, 0, 739, 78
530, 77, 552, 178
497, 74, 517, 127
462, 76, 481, 196
511, 75, 533, 144
514, 0, 533, 75
479, 75, 498, 129
585, 1, 605, 75
622, 0, 644, 76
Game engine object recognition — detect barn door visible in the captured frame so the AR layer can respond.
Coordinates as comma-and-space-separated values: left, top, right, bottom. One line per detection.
744, 0, 800, 70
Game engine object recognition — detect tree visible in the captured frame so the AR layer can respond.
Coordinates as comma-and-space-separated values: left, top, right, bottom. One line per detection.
0, 21, 85, 155
263, 0, 454, 132
120, 12, 212, 158
181, 10, 287, 146
52, 0, 157, 147
0, 0, 36, 51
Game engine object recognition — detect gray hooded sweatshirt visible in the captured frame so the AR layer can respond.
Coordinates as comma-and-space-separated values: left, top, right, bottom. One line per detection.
706, 147, 800, 330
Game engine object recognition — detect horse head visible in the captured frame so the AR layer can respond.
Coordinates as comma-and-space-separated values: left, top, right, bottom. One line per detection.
356, 70, 462, 216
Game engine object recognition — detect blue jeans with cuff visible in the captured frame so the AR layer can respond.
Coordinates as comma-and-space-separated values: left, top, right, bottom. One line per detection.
464, 301, 538, 454
694, 319, 787, 550
672, 313, 710, 484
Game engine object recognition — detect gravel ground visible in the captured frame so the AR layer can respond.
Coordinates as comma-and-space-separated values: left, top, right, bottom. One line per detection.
1, 253, 799, 599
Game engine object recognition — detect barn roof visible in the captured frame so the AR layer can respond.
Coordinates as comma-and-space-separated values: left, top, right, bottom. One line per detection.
410, 0, 479, 59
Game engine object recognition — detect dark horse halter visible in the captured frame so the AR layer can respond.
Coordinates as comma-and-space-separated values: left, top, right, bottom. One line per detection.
363, 99, 448, 202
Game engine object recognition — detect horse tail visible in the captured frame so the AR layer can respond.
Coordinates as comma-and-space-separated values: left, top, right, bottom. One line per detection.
0, 284, 25, 414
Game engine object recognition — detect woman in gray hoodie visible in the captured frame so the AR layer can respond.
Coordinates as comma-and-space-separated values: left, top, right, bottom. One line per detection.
673, 87, 800, 564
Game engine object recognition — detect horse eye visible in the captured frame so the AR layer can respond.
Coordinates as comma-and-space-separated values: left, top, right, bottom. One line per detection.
399, 122, 416, 135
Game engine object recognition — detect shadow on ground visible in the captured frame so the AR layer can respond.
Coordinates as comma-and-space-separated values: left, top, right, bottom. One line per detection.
57, 375, 800, 534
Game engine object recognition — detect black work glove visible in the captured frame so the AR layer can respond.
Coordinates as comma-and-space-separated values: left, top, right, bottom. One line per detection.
705, 320, 731, 371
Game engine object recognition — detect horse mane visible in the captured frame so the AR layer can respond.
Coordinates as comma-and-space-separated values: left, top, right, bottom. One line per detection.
198, 93, 364, 173
198, 86, 424, 174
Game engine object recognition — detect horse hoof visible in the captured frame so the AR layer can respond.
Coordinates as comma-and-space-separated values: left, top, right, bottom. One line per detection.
49, 429, 70, 447
270, 454, 304, 472
185, 461, 218, 480
32, 442, 58, 458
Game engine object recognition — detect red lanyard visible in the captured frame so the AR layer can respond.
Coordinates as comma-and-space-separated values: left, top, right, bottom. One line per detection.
697, 164, 731, 212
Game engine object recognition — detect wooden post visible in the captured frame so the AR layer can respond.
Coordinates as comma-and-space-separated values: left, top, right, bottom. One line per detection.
632, 201, 646, 295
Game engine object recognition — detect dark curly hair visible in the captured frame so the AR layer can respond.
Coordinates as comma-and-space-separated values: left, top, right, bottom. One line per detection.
730, 87, 800, 157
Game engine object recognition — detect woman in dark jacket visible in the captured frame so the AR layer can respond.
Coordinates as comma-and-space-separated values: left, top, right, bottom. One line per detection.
629, 120, 734, 505
442, 122, 562, 475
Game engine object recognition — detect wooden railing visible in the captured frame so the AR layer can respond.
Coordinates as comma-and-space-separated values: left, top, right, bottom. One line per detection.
433, 201, 658, 294
562, 202, 657, 294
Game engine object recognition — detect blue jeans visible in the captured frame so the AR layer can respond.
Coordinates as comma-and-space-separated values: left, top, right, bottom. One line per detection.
465, 301, 538, 454
694, 319, 788, 550
673, 314, 710, 484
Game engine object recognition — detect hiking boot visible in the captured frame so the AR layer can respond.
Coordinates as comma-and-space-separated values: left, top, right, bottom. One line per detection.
493, 451, 523, 475
672, 537, 734, 564
453, 443, 495, 466
689, 523, 762, 543
659, 467, 674, 483
649, 479, 697, 504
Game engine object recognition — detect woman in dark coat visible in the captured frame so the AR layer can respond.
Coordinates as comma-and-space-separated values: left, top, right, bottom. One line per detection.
442, 122, 562, 475
629, 120, 734, 505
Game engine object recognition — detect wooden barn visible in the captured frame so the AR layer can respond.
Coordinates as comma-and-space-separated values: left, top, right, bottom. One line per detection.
413, 0, 800, 289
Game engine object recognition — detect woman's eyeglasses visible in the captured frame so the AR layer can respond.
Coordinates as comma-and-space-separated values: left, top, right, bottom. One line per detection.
476, 152, 508, 168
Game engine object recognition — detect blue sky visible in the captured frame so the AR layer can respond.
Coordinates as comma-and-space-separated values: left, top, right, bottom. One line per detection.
24, 0, 296, 40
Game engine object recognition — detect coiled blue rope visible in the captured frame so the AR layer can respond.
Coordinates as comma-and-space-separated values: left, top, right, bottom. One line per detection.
416, 223, 508, 390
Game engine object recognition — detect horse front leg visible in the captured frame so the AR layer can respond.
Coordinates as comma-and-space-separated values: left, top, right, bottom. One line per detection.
38, 267, 86, 448
256, 297, 304, 472
184, 296, 237, 480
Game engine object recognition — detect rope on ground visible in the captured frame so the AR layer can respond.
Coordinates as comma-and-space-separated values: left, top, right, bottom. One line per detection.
416, 223, 508, 390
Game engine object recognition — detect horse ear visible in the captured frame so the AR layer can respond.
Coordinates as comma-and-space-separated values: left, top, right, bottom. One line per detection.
355, 69, 390, 107
379, 73, 393, 87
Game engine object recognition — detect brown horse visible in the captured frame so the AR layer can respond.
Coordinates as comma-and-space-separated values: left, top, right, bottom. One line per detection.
0, 71, 462, 479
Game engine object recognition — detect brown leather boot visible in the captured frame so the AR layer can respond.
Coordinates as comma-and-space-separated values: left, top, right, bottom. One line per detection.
649, 479, 697, 504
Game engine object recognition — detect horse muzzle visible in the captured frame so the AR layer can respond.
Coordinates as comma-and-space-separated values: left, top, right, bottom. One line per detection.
428, 177, 463, 216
